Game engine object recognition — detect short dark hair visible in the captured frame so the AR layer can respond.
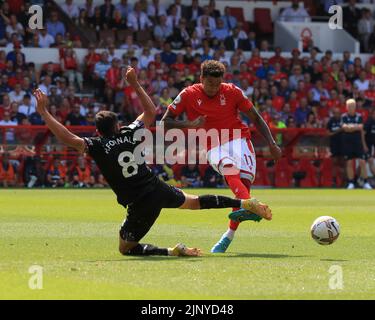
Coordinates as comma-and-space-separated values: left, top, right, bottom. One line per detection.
95, 111, 118, 137
201, 60, 225, 78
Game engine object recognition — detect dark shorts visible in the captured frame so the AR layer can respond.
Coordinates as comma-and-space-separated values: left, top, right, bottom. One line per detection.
119, 179, 185, 242
342, 138, 365, 160
330, 144, 342, 158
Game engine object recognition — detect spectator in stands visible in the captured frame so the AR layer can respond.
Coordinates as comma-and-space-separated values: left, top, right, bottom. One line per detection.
0, 111, 17, 142
203, 165, 224, 188
93, 51, 111, 99
99, 0, 115, 24
0, 6, 9, 46
207, 0, 220, 19
105, 58, 122, 103
5, 14, 24, 41
147, 0, 166, 23
289, 65, 304, 90
115, 0, 132, 19
39, 75, 52, 96
167, 4, 182, 30
61, 0, 80, 20
46, 11, 66, 38
256, 59, 275, 80
160, 42, 177, 66
311, 80, 330, 102
354, 70, 370, 91
358, 8, 375, 53
84, 43, 101, 78
295, 97, 311, 127
279, 0, 310, 22
212, 18, 229, 42
9, 83, 25, 104
154, 14, 173, 43
10, 101, 26, 124
29, 108, 44, 125
181, 164, 202, 188
185, 0, 203, 24
0, 153, 16, 187
6, 42, 25, 65
110, 8, 127, 30
197, 5, 216, 30
224, 27, 249, 51
137, 47, 152, 69
60, 47, 83, 92
38, 26, 55, 48
305, 111, 322, 128
72, 156, 92, 187
18, 94, 35, 117
66, 11, 79, 28
89, 6, 105, 33
65, 103, 87, 126
23, 156, 44, 188
343, 0, 362, 37
46, 158, 67, 188
79, 0, 95, 18
221, 6, 237, 30
127, 1, 153, 31
168, 0, 185, 20
342, 99, 372, 189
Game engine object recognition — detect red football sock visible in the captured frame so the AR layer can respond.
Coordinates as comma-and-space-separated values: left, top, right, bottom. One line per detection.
224, 174, 251, 231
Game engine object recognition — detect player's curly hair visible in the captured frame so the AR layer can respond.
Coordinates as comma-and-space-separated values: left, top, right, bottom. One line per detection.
95, 111, 118, 137
201, 60, 225, 78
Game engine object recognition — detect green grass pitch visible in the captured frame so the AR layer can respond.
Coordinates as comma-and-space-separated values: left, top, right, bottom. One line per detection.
1, 188, 375, 300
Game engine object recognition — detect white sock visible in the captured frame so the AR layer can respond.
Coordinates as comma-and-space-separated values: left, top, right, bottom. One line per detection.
223, 228, 236, 240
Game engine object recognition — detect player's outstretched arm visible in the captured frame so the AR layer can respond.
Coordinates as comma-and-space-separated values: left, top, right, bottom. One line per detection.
160, 109, 206, 129
245, 107, 282, 161
33, 89, 85, 153
124, 67, 156, 127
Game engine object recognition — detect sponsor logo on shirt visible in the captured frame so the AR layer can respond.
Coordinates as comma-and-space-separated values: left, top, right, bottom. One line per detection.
220, 94, 226, 106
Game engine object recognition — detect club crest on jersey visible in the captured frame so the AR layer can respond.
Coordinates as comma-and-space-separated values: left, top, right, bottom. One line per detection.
220, 94, 226, 106
197, 99, 202, 106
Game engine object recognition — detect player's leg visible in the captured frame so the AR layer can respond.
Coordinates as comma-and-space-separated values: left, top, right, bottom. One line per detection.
346, 158, 355, 189
119, 191, 201, 257
211, 139, 259, 253
359, 157, 372, 189
179, 191, 271, 219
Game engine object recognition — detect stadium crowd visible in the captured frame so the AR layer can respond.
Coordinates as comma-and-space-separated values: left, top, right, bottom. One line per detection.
0, 0, 375, 188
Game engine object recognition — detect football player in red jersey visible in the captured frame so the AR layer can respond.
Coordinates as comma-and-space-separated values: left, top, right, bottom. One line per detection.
161, 60, 282, 253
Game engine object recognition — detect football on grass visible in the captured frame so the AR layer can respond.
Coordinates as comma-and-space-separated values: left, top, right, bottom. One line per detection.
311, 216, 340, 245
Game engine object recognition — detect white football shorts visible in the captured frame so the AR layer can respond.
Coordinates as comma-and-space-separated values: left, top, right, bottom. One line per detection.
207, 138, 256, 183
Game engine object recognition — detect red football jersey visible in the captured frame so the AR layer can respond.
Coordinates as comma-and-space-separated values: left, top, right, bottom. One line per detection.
167, 83, 252, 148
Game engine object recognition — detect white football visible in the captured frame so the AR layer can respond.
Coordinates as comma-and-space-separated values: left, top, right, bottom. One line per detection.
310, 216, 340, 245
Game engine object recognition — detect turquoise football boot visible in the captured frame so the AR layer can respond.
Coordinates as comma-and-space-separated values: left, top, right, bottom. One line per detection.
211, 235, 232, 253
229, 208, 263, 223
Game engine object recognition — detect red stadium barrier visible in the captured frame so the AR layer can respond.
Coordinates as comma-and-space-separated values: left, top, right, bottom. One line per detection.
0, 125, 339, 188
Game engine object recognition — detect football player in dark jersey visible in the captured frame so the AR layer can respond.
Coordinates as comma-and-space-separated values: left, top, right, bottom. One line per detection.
33, 67, 272, 257
342, 99, 372, 189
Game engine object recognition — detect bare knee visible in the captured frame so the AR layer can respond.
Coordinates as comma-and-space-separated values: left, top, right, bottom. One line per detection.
179, 193, 200, 210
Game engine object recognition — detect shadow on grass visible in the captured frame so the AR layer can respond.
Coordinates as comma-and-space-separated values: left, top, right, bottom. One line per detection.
207, 253, 310, 259
86, 253, 309, 263
320, 259, 349, 262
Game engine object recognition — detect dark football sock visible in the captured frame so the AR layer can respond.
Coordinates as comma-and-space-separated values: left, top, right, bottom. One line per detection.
199, 195, 241, 209
126, 244, 168, 256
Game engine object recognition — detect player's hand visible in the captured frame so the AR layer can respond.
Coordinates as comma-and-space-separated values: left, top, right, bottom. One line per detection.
189, 115, 206, 128
33, 88, 48, 115
124, 67, 138, 87
269, 143, 282, 161
364, 144, 369, 154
